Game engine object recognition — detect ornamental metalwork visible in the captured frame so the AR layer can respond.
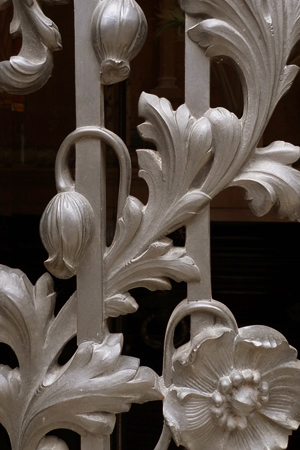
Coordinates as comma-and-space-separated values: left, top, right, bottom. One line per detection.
0, 0, 300, 449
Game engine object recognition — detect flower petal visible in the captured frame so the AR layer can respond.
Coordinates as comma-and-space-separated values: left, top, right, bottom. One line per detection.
164, 388, 225, 450
234, 328, 297, 374
225, 412, 290, 450
181, 409, 226, 450
163, 388, 188, 446
173, 330, 235, 394
238, 325, 288, 348
260, 363, 300, 429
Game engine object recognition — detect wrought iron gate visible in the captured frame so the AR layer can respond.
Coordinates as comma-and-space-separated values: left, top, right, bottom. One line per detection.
0, 0, 300, 449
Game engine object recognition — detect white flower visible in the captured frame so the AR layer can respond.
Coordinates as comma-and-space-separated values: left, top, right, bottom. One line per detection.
163, 313, 300, 450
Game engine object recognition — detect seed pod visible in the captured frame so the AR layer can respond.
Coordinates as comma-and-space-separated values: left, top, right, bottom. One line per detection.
40, 191, 94, 279
91, 0, 148, 85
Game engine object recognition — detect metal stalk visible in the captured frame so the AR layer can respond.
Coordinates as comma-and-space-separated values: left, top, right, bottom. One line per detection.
74, 0, 107, 449
185, 14, 212, 336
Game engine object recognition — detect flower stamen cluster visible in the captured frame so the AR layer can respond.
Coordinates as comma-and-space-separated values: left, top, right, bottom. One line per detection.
163, 302, 300, 450
211, 369, 269, 431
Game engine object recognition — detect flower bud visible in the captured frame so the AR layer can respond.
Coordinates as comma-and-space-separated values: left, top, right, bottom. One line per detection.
91, 0, 148, 85
40, 191, 94, 279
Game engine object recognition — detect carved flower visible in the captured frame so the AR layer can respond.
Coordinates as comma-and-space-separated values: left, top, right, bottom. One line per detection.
40, 191, 94, 279
164, 320, 300, 450
91, 0, 147, 84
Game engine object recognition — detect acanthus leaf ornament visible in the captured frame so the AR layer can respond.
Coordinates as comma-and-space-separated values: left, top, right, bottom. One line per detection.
179, 0, 300, 219
104, 292, 139, 319
0, 266, 161, 449
103, 95, 214, 317
105, 94, 241, 296
230, 142, 300, 220
106, 237, 200, 305
1, 0, 300, 448
0, 0, 63, 94
136, 94, 214, 227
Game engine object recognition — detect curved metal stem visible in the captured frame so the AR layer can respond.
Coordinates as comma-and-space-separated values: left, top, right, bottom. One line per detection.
162, 299, 238, 387
55, 126, 132, 219
154, 423, 172, 450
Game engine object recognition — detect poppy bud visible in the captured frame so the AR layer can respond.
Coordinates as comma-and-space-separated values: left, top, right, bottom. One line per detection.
92, 0, 147, 85
40, 191, 94, 279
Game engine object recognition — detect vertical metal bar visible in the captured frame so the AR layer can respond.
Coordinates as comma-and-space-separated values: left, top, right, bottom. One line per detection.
74, 1, 107, 449
184, 15, 210, 120
74, 0, 105, 345
186, 207, 211, 301
82, 435, 110, 450
185, 15, 212, 334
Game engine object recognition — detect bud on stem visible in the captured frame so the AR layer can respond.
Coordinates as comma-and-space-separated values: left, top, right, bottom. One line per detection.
92, 0, 148, 85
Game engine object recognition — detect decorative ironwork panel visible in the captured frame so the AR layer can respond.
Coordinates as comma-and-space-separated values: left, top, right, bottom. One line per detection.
0, 0, 300, 449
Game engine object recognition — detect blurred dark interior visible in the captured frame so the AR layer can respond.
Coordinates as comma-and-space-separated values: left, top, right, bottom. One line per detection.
0, 1, 300, 449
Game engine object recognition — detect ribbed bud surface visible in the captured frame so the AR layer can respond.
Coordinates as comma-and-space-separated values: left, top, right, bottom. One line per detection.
92, 0, 147, 84
40, 191, 94, 279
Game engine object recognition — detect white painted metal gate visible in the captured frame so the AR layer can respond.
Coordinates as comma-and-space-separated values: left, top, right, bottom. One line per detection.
0, 0, 300, 449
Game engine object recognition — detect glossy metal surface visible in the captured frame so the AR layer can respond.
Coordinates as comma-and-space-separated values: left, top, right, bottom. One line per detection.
0, 0, 300, 449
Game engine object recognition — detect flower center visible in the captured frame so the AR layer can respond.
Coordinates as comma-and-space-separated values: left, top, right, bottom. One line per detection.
211, 369, 269, 431
231, 385, 258, 416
